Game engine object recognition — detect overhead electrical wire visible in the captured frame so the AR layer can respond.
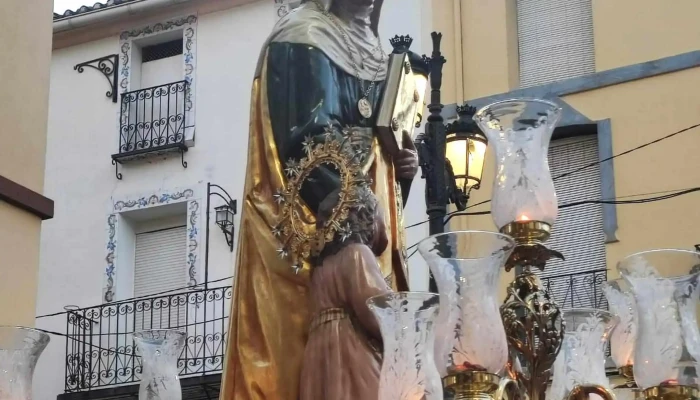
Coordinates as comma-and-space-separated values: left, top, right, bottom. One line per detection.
37, 122, 700, 319
47, 186, 700, 357
405, 121, 700, 230
35, 275, 234, 319
405, 186, 700, 259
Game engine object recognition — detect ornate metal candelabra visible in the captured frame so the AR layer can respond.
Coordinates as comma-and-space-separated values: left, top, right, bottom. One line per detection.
472, 99, 616, 400
410, 29, 700, 400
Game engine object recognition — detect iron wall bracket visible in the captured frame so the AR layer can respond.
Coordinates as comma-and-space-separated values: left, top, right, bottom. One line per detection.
74, 54, 119, 103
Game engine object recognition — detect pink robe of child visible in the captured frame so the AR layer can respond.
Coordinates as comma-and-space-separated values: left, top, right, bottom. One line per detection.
299, 243, 392, 400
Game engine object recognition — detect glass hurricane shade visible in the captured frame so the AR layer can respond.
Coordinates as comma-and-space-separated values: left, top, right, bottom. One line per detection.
134, 329, 186, 400
602, 278, 637, 369
617, 249, 700, 389
445, 132, 487, 192
0, 326, 50, 399
367, 292, 443, 400
215, 205, 234, 229
417, 230, 516, 377
473, 98, 561, 229
549, 309, 618, 400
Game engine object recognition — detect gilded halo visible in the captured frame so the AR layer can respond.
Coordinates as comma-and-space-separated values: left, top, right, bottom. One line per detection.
273, 124, 372, 274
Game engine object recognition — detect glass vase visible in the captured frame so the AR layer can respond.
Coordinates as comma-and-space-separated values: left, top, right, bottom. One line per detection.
618, 249, 700, 389
602, 279, 637, 372
0, 326, 50, 399
134, 329, 186, 400
549, 309, 618, 400
367, 292, 443, 400
417, 231, 515, 377
473, 99, 561, 229
603, 278, 640, 400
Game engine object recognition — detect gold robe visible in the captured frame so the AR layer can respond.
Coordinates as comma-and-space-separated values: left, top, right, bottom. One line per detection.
220, 55, 409, 400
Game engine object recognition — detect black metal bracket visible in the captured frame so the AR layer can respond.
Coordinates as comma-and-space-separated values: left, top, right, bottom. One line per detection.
181, 149, 188, 169
74, 54, 119, 103
110, 147, 188, 180
111, 159, 123, 180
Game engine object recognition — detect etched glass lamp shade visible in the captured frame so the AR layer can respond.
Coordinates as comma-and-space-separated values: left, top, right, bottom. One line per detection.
0, 326, 50, 399
367, 292, 443, 400
602, 278, 637, 371
618, 249, 700, 389
473, 99, 561, 231
549, 309, 618, 400
134, 329, 186, 400
417, 231, 516, 377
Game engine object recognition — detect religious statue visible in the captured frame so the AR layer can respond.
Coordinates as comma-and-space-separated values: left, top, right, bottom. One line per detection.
221, 0, 421, 399
300, 187, 392, 400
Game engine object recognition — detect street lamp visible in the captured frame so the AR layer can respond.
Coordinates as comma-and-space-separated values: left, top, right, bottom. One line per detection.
215, 204, 236, 250
445, 104, 488, 210
416, 32, 487, 292
205, 183, 237, 289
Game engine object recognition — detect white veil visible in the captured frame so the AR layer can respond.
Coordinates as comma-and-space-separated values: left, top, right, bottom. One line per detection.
255, 0, 387, 81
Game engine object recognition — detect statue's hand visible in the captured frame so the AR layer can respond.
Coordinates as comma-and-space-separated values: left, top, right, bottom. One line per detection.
395, 131, 418, 180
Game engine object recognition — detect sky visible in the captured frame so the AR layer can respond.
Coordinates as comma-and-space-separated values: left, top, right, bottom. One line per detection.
54, 0, 98, 13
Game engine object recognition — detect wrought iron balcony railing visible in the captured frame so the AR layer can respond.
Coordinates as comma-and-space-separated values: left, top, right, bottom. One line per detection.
540, 268, 608, 309
64, 285, 231, 393
113, 80, 190, 163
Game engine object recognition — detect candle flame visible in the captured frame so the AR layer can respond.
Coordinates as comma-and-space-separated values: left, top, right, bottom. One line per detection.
519, 214, 530, 221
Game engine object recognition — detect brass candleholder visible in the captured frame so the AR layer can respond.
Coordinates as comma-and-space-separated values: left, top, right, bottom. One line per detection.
616, 365, 637, 389
614, 365, 644, 399
443, 370, 519, 400
643, 384, 700, 400
500, 220, 563, 272
499, 220, 565, 400
566, 384, 618, 400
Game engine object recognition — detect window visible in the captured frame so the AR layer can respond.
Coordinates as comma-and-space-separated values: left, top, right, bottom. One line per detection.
140, 37, 184, 89
116, 17, 197, 166
537, 135, 607, 308
516, 0, 595, 87
134, 225, 188, 329
142, 39, 183, 62
116, 30, 189, 161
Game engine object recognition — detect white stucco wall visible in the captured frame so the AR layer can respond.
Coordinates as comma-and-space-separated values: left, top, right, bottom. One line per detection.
35, 0, 431, 398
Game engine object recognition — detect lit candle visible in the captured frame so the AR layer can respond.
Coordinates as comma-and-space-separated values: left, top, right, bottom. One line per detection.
518, 214, 530, 222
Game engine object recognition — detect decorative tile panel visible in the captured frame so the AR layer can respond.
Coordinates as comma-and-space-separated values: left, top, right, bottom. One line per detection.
118, 15, 197, 144
186, 200, 200, 286
275, 0, 302, 20
104, 187, 201, 303
103, 214, 118, 302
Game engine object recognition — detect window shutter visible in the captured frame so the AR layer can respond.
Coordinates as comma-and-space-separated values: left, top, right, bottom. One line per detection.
537, 136, 607, 308
134, 226, 187, 329
517, 0, 595, 88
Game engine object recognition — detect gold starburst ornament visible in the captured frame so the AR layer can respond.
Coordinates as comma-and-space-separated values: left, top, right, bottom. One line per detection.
272, 125, 372, 274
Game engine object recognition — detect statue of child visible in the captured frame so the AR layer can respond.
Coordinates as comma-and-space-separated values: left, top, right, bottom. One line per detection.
299, 187, 393, 400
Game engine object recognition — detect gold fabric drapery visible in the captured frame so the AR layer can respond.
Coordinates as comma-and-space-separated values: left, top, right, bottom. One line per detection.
220, 54, 408, 400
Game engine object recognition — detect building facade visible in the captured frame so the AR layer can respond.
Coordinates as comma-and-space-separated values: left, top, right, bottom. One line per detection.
36, 0, 430, 398
36, 0, 700, 398
429, 0, 700, 302
0, 0, 54, 326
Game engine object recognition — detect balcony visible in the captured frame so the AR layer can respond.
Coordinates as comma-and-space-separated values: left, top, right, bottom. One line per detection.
58, 285, 231, 400
113, 80, 191, 164
539, 268, 608, 310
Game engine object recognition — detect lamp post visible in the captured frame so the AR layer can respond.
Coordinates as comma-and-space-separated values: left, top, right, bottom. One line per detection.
416, 32, 487, 292
205, 183, 237, 290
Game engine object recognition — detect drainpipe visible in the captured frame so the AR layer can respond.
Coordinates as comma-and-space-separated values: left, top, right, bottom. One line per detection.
53, 0, 195, 33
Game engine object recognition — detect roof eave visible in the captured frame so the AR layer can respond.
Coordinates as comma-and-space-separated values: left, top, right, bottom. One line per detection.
53, 0, 194, 34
